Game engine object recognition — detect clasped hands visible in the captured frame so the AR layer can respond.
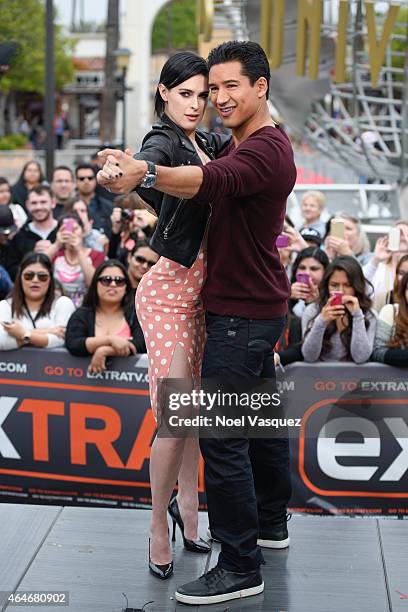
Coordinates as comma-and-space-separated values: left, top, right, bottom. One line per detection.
97, 148, 148, 194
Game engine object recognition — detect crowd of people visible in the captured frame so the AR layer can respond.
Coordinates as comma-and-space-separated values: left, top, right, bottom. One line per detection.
1, 166, 408, 371
275, 191, 408, 370
0, 160, 162, 365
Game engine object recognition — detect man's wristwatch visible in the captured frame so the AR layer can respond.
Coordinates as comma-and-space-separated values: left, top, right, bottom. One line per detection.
22, 331, 31, 345
140, 161, 157, 189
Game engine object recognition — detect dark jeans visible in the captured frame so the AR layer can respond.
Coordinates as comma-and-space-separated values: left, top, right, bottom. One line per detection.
200, 313, 292, 573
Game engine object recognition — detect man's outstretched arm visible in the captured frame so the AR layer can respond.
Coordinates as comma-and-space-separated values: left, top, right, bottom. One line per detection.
97, 149, 203, 198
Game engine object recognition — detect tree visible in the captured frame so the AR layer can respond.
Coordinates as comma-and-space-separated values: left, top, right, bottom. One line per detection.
99, 0, 119, 143
152, 0, 197, 52
0, 0, 74, 135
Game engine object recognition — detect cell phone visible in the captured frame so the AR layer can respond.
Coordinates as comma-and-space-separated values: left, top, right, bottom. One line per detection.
330, 291, 343, 306
63, 218, 75, 232
296, 272, 310, 285
2, 321, 12, 325
276, 234, 289, 248
388, 227, 400, 252
330, 219, 345, 239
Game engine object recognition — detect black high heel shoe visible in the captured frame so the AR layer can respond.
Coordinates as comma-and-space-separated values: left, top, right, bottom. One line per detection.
148, 538, 173, 580
168, 496, 211, 553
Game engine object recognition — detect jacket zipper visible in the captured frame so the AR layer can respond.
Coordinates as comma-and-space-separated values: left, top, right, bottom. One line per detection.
163, 198, 185, 239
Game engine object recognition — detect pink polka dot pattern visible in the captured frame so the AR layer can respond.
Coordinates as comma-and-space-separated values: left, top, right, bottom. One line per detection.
135, 250, 207, 415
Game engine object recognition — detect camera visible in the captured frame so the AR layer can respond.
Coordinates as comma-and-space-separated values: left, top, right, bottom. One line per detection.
121, 209, 135, 222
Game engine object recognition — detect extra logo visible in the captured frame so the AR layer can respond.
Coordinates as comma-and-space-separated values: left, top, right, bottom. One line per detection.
299, 399, 408, 497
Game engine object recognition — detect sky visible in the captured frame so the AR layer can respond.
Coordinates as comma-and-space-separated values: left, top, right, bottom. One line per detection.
54, 0, 108, 26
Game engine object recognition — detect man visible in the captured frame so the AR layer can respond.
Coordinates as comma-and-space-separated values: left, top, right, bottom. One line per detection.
127, 240, 159, 289
7, 186, 57, 279
50, 166, 75, 219
98, 41, 296, 606
75, 163, 113, 237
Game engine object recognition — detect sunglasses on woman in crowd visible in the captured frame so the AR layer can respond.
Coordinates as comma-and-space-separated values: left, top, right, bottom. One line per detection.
22, 271, 50, 282
133, 254, 156, 268
97, 275, 127, 287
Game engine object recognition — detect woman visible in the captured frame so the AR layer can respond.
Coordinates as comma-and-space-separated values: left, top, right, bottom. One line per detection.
277, 248, 329, 366
324, 213, 371, 265
372, 271, 408, 366
0, 252, 75, 350
11, 160, 44, 208
102, 52, 230, 578
299, 190, 326, 238
131, 51, 231, 579
290, 247, 329, 317
65, 260, 145, 372
0, 177, 27, 228
363, 222, 408, 311
63, 197, 108, 253
44, 213, 105, 307
302, 256, 377, 363
126, 240, 159, 289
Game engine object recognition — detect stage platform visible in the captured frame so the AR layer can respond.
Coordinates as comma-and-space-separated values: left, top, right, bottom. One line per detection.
0, 503, 406, 612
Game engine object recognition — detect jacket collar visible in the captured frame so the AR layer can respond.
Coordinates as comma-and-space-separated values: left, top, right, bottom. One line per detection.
156, 114, 215, 157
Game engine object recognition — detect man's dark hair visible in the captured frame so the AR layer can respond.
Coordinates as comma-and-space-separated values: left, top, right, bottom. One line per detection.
154, 51, 208, 116
0, 177, 11, 188
75, 163, 96, 178
27, 185, 53, 199
207, 41, 270, 98
51, 166, 74, 181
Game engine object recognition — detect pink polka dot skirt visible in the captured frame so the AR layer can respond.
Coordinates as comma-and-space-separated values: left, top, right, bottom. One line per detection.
135, 251, 206, 416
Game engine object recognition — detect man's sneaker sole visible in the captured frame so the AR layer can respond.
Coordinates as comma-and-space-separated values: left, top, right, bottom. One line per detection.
175, 581, 264, 605
207, 528, 290, 549
257, 536, 290, 549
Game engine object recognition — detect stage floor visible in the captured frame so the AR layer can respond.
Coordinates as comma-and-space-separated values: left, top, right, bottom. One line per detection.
0, 504, 406, 612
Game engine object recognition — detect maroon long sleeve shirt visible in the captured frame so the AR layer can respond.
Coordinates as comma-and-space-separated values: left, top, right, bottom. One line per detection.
196, 125, 296, 319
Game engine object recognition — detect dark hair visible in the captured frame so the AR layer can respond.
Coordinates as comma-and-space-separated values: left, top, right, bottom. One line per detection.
305, 256, 373, 359
207, 41, 270, 98
11, 252, 55, 320
75, 163, 96, 178
0, 177, 11, 188
390, 272, 408, 348
130, 238, 151, 255
16, 160, 45, 186
27, 185, 54, 200
27, 185, 53, 200
0, 177, 11, 204
154, 51, 208, 117
393, 254, 408, 297
62, 196, 88, 218
51, 166, 74, 181
82, 259, 132, 312
57, 212, 84, 231
291, 247, 329, 285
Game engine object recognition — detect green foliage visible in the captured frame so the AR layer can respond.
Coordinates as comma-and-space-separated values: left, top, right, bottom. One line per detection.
0, 133, 28, 149
0, 0, 74, 95
152, 0, 197, 52
389, 6, 407, 81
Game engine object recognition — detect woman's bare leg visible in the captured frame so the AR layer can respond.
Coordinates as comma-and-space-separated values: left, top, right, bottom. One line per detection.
149, 343, 199, 563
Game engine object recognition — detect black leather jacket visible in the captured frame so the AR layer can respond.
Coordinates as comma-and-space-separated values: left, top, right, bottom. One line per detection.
134, 114, 230, 268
